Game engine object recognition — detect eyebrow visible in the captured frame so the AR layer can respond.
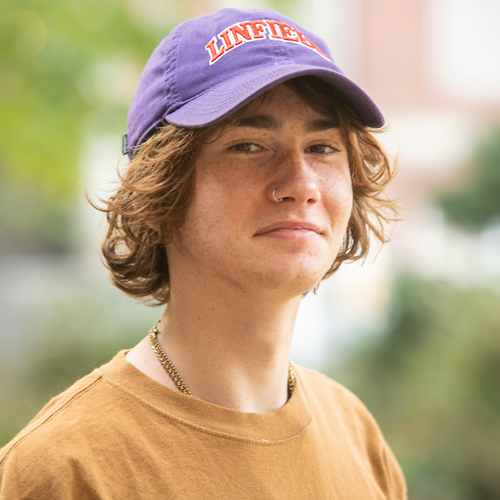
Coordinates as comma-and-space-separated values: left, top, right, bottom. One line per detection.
231, 115, 339, 133
305, 119, 339, 133
232, 115, 281, 131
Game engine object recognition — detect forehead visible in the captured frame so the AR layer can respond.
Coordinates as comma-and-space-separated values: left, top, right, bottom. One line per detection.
241, 83, 323, 116
200, 81, 341, 145
225, 83, 339, 133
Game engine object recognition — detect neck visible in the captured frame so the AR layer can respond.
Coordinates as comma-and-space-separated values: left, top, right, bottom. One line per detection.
127, 271, 303, 413
157, 282, 300, 413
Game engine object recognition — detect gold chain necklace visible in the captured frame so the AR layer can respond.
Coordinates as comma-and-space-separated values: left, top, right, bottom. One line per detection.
149, 325, 296, 396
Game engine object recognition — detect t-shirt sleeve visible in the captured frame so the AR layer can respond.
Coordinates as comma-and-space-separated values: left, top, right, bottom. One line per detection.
376, 433, 407, 500
340, 386, 408, 500
1, 441, 72, 500
0, 375, 105, 500
1, 433, 107, 500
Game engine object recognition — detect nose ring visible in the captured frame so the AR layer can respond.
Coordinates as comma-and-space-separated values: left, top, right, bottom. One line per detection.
272, 189, 284, 202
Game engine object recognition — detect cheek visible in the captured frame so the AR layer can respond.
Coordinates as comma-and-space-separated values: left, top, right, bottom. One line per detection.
322, 170, 354, 229
339, 182, 354, 219
186, 168, 257, 238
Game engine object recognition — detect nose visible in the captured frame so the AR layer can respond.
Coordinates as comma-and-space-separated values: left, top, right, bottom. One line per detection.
269, 149, 321, 205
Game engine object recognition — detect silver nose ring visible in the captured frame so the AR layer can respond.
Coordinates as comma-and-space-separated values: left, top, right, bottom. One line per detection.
272, 189, 284, 202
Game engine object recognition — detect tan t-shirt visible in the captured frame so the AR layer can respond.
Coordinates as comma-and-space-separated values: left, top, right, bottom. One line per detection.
0, 351, 407, 499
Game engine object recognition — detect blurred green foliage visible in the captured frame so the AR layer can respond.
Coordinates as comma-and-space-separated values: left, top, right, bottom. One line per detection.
333, 275, 500, 500
437, 126, 500, 231
0, 0, 166, 252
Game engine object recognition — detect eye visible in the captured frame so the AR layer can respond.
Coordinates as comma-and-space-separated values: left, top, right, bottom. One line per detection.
230, 143, 261, 153
306, 144, 338, 154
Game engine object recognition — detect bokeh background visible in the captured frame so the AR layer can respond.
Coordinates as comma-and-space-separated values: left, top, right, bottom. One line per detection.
1, 0, 500, 498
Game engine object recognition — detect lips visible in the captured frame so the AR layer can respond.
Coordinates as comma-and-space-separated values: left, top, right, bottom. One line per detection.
254, 221, 323, 236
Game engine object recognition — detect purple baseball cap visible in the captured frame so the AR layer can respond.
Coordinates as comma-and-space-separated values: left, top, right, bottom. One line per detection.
126, 7, 384, 158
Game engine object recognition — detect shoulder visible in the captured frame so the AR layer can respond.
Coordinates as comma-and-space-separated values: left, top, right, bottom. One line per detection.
295, 364, 374, 416
295, 365, 407, 499
296, 364, 387, 438
0, 353, 133, 499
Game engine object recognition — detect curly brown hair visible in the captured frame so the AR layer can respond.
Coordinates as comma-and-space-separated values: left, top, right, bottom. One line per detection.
92, 76, 398, 306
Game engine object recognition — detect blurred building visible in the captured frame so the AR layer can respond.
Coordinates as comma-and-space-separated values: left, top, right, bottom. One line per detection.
356, 0, 500, 283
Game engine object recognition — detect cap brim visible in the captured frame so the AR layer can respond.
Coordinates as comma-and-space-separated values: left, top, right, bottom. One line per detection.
166, 63, 384, 129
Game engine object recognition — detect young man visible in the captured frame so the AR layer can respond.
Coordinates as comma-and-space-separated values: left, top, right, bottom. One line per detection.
0, 8, 405, 499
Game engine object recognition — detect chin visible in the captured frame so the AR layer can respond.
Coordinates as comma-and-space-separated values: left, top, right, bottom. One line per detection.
251, 258, 331, 297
